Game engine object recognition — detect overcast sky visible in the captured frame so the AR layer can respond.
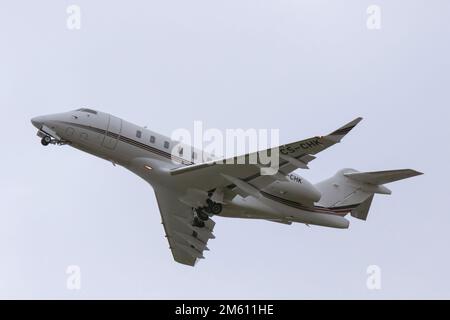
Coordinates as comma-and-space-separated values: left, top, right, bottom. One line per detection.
1, 1, 449, 299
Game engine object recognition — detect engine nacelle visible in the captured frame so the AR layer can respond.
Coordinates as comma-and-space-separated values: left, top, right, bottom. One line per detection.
262, 173, 321, 205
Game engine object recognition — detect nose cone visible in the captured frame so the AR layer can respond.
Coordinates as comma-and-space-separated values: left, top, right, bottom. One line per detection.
31, 116, 44, 129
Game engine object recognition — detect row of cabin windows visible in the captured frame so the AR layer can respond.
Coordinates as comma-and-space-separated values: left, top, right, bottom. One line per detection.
136, 130, 188, 153
136, 130, 159, 144
136, 130, 169, 148
135, 130, 196, 159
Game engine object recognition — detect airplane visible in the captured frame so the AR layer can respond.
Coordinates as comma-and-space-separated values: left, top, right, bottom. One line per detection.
31, 108, 422, 266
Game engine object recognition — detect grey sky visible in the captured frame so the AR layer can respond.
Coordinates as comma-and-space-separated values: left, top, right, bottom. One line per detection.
1, 1, 449, 299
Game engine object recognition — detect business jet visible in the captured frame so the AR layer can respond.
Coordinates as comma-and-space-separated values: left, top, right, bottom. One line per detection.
31, 109, 422, 266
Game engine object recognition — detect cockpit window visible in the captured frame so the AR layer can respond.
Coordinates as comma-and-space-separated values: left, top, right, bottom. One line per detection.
76, 108, 98, 115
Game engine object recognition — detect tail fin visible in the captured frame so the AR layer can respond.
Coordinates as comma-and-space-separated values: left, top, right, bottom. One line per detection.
315, 169, 423, 221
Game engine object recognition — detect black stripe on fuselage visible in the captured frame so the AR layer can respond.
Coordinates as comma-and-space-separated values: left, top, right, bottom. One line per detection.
260, 190, 359, 215
60, 121, 193, 165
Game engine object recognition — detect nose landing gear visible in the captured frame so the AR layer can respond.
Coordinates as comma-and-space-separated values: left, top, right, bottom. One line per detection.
41, 136, 52, 146
38, 132, 69, 146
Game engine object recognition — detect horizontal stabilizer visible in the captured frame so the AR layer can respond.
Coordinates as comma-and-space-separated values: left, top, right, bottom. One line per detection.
344, 169, 423, 185
315, 168, 422, 221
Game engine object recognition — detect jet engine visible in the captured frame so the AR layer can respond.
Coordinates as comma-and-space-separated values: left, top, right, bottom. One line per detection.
261, 173, 321, 205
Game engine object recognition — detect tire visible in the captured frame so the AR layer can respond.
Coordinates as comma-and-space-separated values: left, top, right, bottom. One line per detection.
41, 136, 51, 146
204, 206, 212, 214
193, 217, 205, 228
211, 203, 222, 215
197, 209, 209, 221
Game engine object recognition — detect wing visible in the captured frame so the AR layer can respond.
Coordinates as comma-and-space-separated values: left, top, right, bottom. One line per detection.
153, 186, 215, 266
169, 117, 362, 194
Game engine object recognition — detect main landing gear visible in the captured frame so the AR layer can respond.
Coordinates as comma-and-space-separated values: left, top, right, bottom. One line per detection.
192, 198, 223, 228
204, 199, 222, 215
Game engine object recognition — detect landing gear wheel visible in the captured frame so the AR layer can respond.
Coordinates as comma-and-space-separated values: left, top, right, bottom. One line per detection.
203, 206, 212, 214
211, 203, 222, 215
41, 136, 51, 146
197, 209, 209, 221
193, 216, 205, 228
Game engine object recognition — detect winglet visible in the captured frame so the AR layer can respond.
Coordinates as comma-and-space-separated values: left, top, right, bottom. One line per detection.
324, 117, 363, 143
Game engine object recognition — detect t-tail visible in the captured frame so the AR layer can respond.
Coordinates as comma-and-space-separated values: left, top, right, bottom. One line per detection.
314, 169, 423, 220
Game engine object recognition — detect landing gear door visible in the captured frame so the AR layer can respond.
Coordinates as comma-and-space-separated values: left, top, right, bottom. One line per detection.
102, 115, 122, 150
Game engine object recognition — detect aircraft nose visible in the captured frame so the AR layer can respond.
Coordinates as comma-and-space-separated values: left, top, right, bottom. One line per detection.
31, 116, 44, 129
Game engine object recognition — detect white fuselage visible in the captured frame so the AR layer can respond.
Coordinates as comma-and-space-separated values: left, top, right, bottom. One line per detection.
31, 109, 350, 229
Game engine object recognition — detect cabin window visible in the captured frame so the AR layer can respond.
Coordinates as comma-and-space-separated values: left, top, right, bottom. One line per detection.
192, 152, 197, 160
136, 130, 142, 138
178, 147, 183, 156
164, 141, 170, 149
150, 135, 155, 143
